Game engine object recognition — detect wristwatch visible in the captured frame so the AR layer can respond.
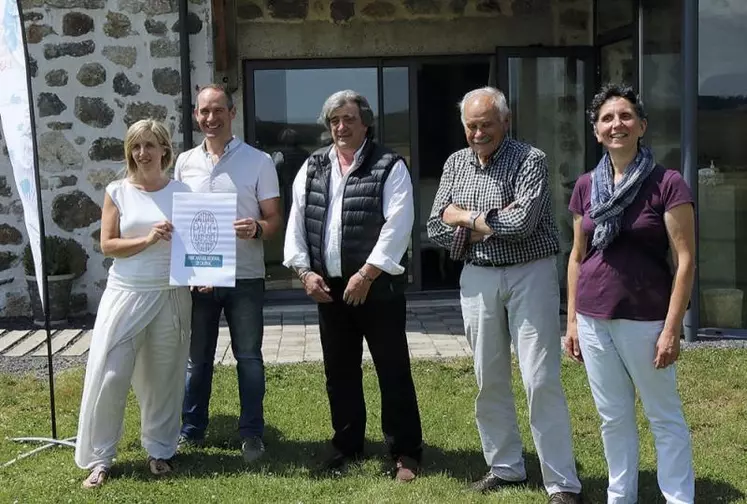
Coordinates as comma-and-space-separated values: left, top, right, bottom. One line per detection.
469, 211, 481, 230
296, 267, 312, 284
252, 222, 264, 239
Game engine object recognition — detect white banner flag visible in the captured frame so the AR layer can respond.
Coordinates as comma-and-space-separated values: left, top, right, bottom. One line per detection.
0, 0, 45, 308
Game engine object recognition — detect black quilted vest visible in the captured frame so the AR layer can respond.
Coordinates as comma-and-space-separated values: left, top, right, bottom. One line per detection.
304, 141, 407, 299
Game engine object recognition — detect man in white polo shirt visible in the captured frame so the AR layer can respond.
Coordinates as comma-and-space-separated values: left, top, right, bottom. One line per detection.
175, 84, 281, 463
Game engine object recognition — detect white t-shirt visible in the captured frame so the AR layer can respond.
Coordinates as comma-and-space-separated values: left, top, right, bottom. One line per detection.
174, 138, 280, 279
106, 178, 192, 291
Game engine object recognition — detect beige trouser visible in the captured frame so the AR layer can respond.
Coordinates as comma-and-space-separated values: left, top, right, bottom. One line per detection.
460, 256, 581, 495
75, 288, 191, 469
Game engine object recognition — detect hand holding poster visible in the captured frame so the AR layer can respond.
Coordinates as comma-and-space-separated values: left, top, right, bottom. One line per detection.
170, 192, 237, 287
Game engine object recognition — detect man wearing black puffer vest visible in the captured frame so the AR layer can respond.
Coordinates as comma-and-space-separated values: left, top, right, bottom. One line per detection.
283, 90, 423, 482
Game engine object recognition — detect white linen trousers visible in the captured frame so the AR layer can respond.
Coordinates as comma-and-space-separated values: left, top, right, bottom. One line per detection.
576, 314, 695, 504
460, 256, 582, 495
75, 287, 191, 469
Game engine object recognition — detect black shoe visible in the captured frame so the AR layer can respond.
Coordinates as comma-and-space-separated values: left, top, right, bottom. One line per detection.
176, 434, 205, 451
319, 450, 362, 474
548, 491, 583, 504
241, 436, 265, 463
471, 471, 527, 493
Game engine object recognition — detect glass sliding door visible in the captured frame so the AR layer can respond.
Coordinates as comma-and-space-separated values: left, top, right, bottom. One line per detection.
497, 48, 594, 296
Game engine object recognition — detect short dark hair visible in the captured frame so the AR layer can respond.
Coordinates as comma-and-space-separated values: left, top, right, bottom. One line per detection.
196, 83, 234, 110
588, 83, 647, 126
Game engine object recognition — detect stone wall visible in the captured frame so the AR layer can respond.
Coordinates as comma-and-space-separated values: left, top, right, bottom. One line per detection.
0, 0, 212, 318
236, 0, 592, 59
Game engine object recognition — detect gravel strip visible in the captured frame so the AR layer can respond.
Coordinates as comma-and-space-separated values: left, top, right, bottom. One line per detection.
1, 338, 746, 378
0, 356, 87, 379
681, 339, 747, 350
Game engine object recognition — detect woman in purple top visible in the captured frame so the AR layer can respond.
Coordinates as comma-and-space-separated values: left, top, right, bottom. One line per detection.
565, 84, 696, 504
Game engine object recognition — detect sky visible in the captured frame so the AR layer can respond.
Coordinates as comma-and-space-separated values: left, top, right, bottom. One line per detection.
698, 0, 747, 96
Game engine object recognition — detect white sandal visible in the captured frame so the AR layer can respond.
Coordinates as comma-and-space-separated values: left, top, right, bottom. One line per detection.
82, 464, 109, 489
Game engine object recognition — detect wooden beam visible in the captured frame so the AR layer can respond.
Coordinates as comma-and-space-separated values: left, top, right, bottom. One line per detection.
212, 0, 228, 72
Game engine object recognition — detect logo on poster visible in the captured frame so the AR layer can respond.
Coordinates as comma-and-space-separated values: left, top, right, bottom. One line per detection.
190, 210, 219, 254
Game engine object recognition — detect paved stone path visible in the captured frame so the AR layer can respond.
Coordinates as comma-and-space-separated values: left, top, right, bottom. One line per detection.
0, 300, 489, 364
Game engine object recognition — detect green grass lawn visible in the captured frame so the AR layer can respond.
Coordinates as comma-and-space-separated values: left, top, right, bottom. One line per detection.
1, 350, 746, 503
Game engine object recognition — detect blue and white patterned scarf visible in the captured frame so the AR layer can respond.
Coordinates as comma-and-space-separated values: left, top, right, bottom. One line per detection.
589, 145, 656, 250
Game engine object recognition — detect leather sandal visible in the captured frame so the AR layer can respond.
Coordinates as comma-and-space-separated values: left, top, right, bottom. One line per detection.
147, 456, 174, 476
81, 464, 109, 489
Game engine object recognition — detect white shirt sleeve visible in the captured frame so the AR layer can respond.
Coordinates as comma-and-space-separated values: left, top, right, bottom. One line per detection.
365, 160, 413, 275
282, 160, 311, 270
257, 154, 281, 201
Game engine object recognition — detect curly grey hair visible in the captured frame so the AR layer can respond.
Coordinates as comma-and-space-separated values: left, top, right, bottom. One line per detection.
318, 90, 376, 139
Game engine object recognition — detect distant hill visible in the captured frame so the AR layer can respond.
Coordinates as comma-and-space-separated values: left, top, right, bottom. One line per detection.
255, 110, 412, 150
698, 95, 747, 110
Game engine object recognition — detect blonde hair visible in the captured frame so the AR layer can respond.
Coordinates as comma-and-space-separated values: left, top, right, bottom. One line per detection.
123, 119, 174, 177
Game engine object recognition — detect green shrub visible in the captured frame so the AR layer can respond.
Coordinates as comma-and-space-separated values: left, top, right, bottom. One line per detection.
22, 236, 87, 277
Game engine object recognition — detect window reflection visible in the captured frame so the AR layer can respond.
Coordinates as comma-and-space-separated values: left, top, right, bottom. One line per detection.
382, 67, 414, 284
600, 39, 634, 86
642, 0, 682, 170
508, 57, 587, 293
417, 61, 490, 290
596, 0, 634, 34
254, 68, 378, 154
383, 67, 411, 164
698, 0, 747, 329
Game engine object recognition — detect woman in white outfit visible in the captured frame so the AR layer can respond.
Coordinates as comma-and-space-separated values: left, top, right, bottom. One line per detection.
75, 119, 192, 489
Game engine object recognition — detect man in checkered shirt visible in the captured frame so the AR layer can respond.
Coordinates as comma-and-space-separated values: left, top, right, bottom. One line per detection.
427, 87, 582, 504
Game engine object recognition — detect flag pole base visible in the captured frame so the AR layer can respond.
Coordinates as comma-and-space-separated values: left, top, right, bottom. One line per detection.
1, 436, 76, 469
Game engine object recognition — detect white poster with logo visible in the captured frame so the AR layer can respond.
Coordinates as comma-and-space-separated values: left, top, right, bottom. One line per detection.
170, 192, 237, 287
0, 0, 45, 305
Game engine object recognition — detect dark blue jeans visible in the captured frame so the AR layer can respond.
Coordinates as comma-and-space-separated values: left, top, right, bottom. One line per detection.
181, 279, 265, 440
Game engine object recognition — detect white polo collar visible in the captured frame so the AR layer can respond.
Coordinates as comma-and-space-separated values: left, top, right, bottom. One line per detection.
201, 136, 241, 157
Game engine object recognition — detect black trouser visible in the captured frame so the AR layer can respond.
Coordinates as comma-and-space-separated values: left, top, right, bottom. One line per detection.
318, 278, 423, 462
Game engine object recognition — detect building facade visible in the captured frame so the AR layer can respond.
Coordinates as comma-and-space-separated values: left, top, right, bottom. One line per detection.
0, 0, 213, 317
0, 0, 745, 337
